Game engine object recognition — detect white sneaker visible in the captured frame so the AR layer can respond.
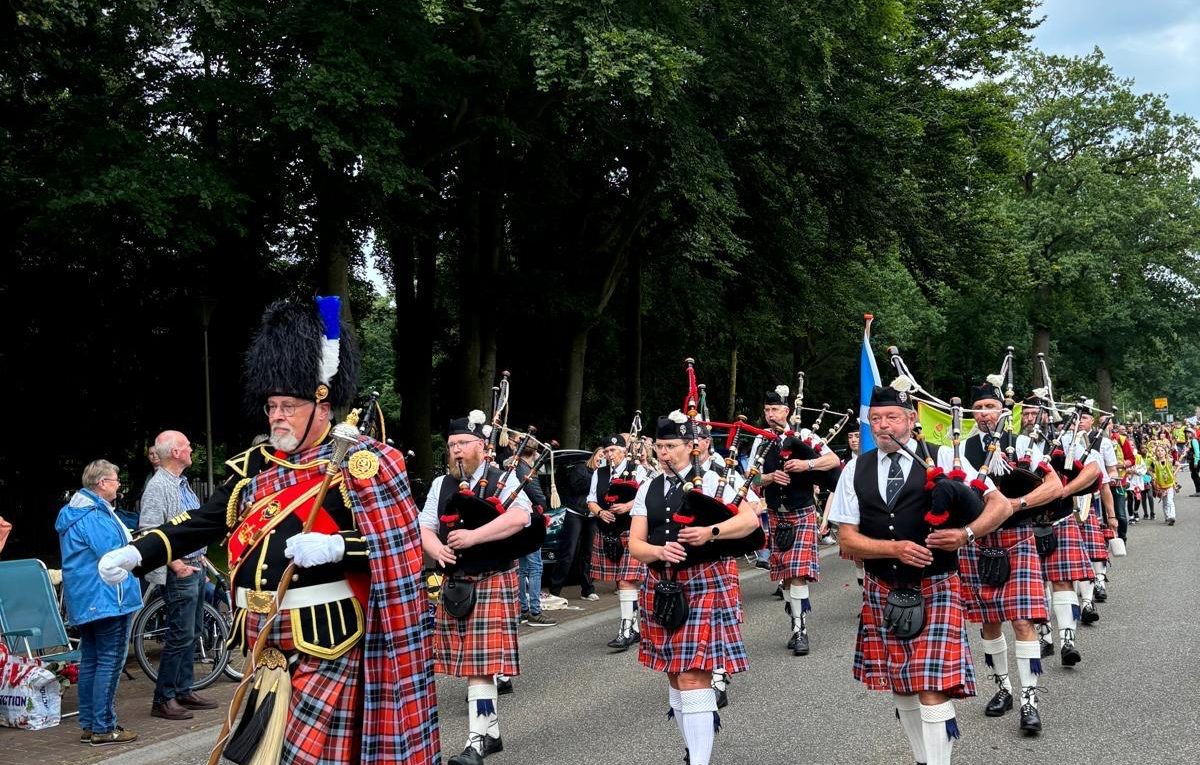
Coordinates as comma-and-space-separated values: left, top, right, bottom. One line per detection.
581, 592, 600, 601
540, 594, 569, 609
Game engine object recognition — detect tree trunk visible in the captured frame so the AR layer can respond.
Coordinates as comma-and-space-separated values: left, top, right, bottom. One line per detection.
314, 163, 355, 326
1096, 366, 1113, 416
1031, 284, 1052, 387
726, 344, 738, 421
625, 259, 642, 415
560, 324, 589, 449
457, 141, 484, 408
390, 231, 435, 481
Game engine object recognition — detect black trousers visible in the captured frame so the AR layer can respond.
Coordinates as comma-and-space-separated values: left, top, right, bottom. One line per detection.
1190, 462, 1200, 494
548, 511, 594, 595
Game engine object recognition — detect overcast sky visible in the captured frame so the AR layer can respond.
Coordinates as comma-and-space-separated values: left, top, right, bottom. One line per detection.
1033, 0, 1199, 117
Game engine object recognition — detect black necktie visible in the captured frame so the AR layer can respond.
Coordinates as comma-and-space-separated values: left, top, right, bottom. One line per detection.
886, 452, 904, 505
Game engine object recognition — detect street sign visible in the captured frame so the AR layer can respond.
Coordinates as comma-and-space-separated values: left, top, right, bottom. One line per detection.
1154, 396, 1169, 411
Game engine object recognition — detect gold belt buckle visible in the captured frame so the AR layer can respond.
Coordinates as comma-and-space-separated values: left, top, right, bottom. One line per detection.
245, 590, 274, 614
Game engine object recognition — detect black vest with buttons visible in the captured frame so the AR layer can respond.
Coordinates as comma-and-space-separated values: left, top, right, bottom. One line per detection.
761, 440, 817, 510
853, 445, 962, 585
644, 474, 685, 548
963, 432, 1032, 528
594, 463, 635, 532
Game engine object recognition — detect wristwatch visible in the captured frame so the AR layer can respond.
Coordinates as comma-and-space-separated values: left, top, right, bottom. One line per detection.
1017, 498, 1028, 512
964, 526, 976, 545
807, 459, 816, 471
711, 525, 721, 537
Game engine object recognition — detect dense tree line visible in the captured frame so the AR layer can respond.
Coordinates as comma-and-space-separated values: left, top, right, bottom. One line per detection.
3, 1, 1198, 558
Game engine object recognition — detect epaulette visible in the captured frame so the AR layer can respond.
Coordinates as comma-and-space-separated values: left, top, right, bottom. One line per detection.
224, 444, 268, 478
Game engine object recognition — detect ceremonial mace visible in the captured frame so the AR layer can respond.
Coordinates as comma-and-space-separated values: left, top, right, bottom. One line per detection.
208, 411, 363, 765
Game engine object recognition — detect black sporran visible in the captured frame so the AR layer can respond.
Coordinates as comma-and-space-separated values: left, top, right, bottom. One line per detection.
652, 578, 689, 631
441, 576, 477, 619
1033, 524, 1057, 557
773, 519, 796, 553
602, 532, 624, 563
977, 546, 1011, 587
882, 587, 925, 640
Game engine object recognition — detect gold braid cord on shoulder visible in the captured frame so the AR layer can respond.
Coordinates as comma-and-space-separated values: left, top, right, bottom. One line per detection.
225, 477, 253, 528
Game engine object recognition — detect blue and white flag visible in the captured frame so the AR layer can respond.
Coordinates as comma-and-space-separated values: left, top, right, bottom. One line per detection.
859, 314, 880, 452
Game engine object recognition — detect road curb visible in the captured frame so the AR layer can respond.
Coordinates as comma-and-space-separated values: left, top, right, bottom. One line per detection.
94, 725, 221, 765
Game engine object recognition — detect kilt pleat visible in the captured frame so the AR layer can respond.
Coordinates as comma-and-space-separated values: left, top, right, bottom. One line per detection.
1041, 518, 1095, 582
242, 610, 362, 765
1078, 510, 1109, 563
433, 567, 520, 678
638, 562, 749, 676
853, 572, 975, 698
958, 525, 1048, 624
590, 527, 648, 582
767, 506, 820, 582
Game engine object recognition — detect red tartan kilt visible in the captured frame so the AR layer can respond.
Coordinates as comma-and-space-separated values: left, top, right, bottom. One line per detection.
590, 527, 647, 582
767, 506, 820, 582
433, 568, 520, 678
1040, 518, 1095, 583
722, 558, 744, 623
1078, 510, 1109, 562
242, 610, 362, 765
958, 526, 1048, 624
638, 562, 749, 676
853, 572, 976, 698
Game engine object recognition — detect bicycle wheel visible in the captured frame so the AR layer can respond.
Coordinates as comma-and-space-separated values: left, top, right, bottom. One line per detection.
131, 599, 231, 691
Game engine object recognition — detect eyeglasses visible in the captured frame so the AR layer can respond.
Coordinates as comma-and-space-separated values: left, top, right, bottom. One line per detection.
100, 477, 120, 485
263, 401, 313, 417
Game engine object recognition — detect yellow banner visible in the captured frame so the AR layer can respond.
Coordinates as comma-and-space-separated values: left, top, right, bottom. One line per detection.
916, 401, 1021, 447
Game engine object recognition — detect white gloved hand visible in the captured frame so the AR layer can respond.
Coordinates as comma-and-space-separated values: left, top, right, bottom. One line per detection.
98, 545, 142, 585
284, 532, 345, 568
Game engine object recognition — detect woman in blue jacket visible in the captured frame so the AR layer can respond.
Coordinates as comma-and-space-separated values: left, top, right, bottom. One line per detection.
55, 459, 143, 747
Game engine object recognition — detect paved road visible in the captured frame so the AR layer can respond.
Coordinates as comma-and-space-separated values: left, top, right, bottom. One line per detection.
165, 497, 1200, 765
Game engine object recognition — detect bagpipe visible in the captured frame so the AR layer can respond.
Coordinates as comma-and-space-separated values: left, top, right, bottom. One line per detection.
768, 371, 849, 492
438, 373, 550, 576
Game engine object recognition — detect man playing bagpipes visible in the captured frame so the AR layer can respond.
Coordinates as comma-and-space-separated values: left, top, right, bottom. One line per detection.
587, 433, 650, 651
755, 382, 841, 656
627, 411, 763, 765
828, 380, 1013, 765
1060, 400, 1116, 628
98, 297, 439, 765
419, 411, 539, 765
955, 372, 1062, 736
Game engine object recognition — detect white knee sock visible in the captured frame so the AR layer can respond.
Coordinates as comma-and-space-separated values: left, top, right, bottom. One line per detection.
979, 634, 1011, 690
790, 583, 810, 631
1051, 590, 1078, 641
468, 683, 499, 749
679, 688, 718, 765
1014, 640, 1042, 698
1091, 561, 1105, 583
1077, 579, 1094, 606
668, 685, 685, 739
920, 700, 958, 765
894, 693, 926, 764
618, 589, 637, 632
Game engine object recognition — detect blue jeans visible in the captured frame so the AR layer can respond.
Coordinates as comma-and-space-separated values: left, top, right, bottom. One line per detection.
77, 613, 131, 734
154, 567, 205, 703
518, 551, 543, 615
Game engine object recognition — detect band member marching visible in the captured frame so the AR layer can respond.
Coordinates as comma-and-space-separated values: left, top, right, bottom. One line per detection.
628, 412, 763, 765
99, 297, 439, 765
829, 380, 1012, 765
757, 380, 841, 656
419, 410, 539, 765
1063, 400, 1113, 627
588, 434, 650, 651
956, 372, 1062, 734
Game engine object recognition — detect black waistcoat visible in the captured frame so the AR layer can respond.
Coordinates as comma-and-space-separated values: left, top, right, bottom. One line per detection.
963, 432, 1033, 528
435, 465, 515, 574
854, 445, 960, 585
761, 439, 816, 510
594, 463, 634, 532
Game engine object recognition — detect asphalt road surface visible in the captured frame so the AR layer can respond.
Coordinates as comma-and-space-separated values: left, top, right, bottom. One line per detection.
171, 496, 1199, 765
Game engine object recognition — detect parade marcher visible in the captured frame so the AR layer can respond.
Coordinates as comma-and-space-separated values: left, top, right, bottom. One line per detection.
956, 378, 1060, 734
628, 412, 761, 765
420, 413, 536, 765
756, 385, 841, 656
1151, 444, 1178, 525
1065, 402, 1112, 624
822, 421, 864, 589
587, 434, 649, 651
829, 381, 1012, 765
99, 297, 439, 765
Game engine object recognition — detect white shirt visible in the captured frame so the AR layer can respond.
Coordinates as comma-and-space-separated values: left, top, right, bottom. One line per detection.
826, 440, 985, 526
1015, 434, 1048, 464
586, 459, 649, 504
630, 465, 758, 517
419, 461, 532, 530
1058, 431, 1109, 485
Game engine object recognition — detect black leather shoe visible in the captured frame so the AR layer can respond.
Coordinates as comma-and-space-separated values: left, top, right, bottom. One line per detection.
985, 687, 1013, 717
1080, 603, 1100, 624
481, 735, 503, 756
716, 688, 728, 709
495, 677, 513, 695
1061, 640, 1081, 666
606, 621, 635, 650
1094, 585, 1107, 603
1039, 638, 1054, 658
787, 629, 799, 651
448, 746, 484, 765
792, 631, 810, 656
1020, 701, 1042, 734
773, 585, 784, 599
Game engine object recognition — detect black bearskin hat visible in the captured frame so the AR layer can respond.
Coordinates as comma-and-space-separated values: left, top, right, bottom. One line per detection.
243, 297, 360, 414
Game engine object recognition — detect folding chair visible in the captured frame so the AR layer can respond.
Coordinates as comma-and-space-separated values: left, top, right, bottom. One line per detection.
0, 559, 83, 717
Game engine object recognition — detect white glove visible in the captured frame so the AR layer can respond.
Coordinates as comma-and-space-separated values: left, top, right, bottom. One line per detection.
98, 545, 142, 585
284, 532, 345, 568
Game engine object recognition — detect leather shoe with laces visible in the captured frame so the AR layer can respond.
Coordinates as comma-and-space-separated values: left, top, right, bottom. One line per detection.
177, 691, 218, 710
1093, 585, 1107, 603
448, 745, 484, 765
792, 630, 810, 656
150, 698, 193, 720
1039, 637, 1054, 658
985, 686, 1013, 717
480, 734, 503, 756
787, 629, 799, 651
715, 688, 728, 709
1080, 603, 1100, 624
1060, 640, 1081, 666
1019, 690, 1042, 734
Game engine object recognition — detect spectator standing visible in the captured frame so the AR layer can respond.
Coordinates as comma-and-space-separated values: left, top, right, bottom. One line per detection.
512, 438, 556, 627
548, 447, 602, 600
55, 460, 143, 746
1186, 429, 1200, 497
139, 430, 218, 719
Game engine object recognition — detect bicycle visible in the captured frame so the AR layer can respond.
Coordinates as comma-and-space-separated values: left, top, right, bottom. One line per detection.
130, 559, 240, 689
